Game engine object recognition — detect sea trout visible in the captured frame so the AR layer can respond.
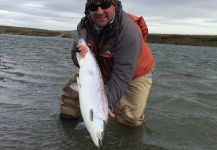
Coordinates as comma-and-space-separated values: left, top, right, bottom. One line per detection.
76, 38, 109, 147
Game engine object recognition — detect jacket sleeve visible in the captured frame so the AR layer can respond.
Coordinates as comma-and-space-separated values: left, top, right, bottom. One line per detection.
107, 20, 142, 108
71, 20, 87, 68
71, 40, 80, 68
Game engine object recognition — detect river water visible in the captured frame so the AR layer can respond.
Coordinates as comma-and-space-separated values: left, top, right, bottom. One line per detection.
0, 34, 217, 150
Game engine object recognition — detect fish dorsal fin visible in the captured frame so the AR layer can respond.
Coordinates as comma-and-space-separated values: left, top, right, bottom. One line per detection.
90, 109, 93, 122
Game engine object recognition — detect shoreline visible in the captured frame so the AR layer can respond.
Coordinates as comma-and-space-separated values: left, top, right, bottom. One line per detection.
0, 25, 73, 39
1, 25, 217, 47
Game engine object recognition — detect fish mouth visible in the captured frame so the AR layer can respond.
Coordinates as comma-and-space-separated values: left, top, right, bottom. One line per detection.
98, 138, 103, 147
96, 132, 104, 147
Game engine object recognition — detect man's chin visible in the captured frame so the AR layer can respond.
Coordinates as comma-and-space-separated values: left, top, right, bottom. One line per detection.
95, 19, 109, 27
96, 21, 108, 27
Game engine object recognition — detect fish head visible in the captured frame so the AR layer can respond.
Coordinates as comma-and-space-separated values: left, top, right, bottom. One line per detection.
91, 119, 107, 147
92, 130, 104, 147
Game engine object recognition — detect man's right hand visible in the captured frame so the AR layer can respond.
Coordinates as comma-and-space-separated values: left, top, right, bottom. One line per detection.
76, 44, 88, 57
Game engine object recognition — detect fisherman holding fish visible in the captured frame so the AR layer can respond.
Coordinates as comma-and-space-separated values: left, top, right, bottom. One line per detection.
60, 0, 155, 127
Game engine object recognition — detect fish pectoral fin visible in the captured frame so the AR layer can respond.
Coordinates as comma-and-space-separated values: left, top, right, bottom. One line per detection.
69, 82, 78, 92
75, 122, 86, 130
90, 109, 93, 122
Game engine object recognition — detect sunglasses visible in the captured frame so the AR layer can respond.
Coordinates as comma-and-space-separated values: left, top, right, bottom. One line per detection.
88, 1, 112, 12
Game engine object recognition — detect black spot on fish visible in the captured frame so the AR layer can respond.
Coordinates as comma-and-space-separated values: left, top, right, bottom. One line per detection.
88, 70, 94, 75
90, 109, 93, 121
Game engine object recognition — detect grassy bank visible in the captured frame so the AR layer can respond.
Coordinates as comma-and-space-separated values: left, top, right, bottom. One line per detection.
1, 25, 217, 47
147, 34, 217, 47
0, 25, 73, 39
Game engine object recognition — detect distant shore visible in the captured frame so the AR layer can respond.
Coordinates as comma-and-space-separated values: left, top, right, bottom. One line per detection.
1, 25, 217, 47
0, 25, 73, 39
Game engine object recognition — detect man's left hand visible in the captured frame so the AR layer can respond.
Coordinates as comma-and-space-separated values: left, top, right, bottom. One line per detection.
109, 109, 116, 119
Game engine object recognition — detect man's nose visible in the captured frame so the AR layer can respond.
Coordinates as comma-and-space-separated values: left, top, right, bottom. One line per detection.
95, 7, 104, 14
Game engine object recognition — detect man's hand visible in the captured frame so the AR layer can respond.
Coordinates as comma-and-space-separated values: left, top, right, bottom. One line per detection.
76, 44, 88, 57
109, 109, 116, 119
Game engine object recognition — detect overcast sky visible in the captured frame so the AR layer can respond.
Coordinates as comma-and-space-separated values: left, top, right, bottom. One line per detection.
0, 0, 217, 35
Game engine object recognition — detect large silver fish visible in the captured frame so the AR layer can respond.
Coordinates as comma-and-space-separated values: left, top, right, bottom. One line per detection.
75, 38, 109, 147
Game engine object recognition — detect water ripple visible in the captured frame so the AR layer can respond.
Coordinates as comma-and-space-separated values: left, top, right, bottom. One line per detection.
0, 35, 217, 150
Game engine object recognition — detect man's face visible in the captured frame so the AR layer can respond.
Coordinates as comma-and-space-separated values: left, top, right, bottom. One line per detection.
88, 1, 116, 27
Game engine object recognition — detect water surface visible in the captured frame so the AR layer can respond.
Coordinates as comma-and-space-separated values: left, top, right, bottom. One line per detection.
0, 34, 217, 150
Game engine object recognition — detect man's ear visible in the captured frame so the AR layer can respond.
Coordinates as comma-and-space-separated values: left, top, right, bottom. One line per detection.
84, 3, 89, 15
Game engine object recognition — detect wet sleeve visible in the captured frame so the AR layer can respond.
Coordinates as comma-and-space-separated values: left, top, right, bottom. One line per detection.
71, 40, 80, 68
107, 27, 142, 108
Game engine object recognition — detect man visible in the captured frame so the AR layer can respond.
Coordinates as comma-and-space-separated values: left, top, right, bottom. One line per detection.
60, 0, 154, 127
